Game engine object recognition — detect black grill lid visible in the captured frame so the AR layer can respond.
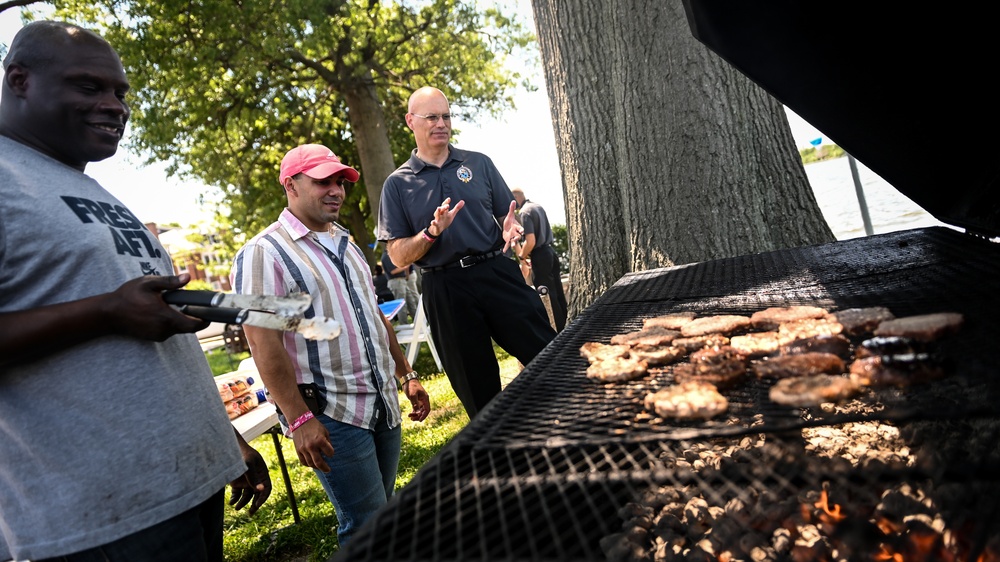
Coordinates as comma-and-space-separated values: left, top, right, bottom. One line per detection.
681, 1, 1000, 237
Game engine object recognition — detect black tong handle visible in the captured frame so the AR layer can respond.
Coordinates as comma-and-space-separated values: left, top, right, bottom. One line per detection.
180, 305, 247, 325
163, 290, 220, 307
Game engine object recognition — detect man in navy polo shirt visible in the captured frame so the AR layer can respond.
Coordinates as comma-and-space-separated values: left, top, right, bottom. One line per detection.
377, 86, 556, 419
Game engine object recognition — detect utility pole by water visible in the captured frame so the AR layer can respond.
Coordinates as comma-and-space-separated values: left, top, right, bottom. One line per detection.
848, 153, 874, 236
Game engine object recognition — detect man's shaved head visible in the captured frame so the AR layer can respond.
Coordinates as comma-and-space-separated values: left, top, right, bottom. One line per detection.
3, 20, 114, 72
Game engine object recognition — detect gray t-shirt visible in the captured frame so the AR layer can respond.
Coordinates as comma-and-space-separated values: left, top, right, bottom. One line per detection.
518, 199, 554, 249
0, 137, 245, 561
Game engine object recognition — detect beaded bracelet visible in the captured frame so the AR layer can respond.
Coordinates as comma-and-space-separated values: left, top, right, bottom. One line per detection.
288, 410, 315, 434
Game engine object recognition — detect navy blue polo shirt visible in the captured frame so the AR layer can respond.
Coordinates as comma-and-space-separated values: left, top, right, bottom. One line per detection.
377, 145, 514, 269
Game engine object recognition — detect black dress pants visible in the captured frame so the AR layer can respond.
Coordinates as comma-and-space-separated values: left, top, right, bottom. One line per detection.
421, 255, 556, 418
529, 245, 568, 331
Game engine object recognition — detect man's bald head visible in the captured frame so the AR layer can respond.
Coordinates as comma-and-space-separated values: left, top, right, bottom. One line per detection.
511, 187, 526, 207
1, 20, 129, 171
3, 20, 115, 73
407, 86, 448, 112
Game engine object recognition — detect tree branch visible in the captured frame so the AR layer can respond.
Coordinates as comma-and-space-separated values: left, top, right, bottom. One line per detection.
0, 0, 44, 15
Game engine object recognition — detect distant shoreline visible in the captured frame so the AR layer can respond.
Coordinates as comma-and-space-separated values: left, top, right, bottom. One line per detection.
800, 144, 845, 164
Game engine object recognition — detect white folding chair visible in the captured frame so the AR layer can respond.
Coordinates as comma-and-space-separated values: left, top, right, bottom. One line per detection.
394, 294, 443, 372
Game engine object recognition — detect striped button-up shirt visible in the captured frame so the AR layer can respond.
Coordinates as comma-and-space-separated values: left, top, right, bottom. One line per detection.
231, 209, 401, 430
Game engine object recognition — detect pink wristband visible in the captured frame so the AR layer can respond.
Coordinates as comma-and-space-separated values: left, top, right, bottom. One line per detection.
421, 228, 437, 242
288, 411, 314, 434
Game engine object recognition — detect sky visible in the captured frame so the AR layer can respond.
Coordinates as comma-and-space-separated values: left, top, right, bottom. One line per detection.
1, 3, 827, 228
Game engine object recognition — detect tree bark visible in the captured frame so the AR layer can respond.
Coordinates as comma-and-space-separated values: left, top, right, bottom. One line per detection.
340, 75, 397, 264
531, 0, 834, 318
341, 74, 396, 226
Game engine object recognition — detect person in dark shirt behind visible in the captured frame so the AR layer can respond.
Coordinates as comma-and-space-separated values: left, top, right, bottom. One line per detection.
372, 263, 396, 304
512, 187, 568, 331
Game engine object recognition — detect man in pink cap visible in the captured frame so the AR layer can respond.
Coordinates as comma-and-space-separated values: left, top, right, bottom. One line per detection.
231, 143, 431, 547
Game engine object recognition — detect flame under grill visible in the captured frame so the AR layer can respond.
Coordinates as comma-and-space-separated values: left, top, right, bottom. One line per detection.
336, 227, 1000, 561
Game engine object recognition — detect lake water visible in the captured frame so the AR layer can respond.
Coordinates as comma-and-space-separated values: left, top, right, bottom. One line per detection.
805, 157, 954, 240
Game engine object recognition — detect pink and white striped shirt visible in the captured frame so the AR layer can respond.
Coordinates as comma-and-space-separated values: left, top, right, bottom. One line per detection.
231, 209, 401, 430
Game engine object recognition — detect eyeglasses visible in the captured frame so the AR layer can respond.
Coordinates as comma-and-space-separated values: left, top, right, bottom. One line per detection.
410, 113, 452, 124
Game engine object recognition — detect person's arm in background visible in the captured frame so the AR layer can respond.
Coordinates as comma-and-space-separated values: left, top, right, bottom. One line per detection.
518, 231, 537, 260
512, 236, 533, 285
0, 273, 208, 370
227, 428, 272, 515
242, 324, 335, 472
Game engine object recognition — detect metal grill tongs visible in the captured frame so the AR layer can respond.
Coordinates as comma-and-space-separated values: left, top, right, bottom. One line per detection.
163, 290, 341, 341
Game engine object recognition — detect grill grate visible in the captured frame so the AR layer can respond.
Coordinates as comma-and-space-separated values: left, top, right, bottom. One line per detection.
336, 227, 1000, 561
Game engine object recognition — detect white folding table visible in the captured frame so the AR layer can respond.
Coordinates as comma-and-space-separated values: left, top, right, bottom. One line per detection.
232, 402, 300, 523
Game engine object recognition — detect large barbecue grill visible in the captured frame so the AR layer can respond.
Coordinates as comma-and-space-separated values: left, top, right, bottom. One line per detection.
336, 228, 1000, 561
335, 4, 1000, 561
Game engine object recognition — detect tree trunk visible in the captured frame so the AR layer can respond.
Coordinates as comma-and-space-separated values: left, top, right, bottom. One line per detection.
531, 0, 834, 318
341, 74, 397, 263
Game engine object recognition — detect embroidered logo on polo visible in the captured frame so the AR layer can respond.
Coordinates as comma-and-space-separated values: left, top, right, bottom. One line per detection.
456, 165, 473, 183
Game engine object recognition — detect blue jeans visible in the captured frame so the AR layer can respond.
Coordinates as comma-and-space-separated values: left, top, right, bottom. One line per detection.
313, 413, 401, 547
36, 490, 225, 562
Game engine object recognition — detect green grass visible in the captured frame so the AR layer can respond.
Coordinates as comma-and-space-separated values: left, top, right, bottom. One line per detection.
208, 343, 521, 561
207, 347, 250, 376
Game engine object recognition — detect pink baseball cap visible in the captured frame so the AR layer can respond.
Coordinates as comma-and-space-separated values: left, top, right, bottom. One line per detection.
279, 144, 360, 184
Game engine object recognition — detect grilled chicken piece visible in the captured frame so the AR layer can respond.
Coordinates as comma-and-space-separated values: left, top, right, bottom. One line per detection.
610, 326, 682, 347
673, 345, 748, 389
778, 316, 844, 341
586, 356, 648, 383
672, 334, 730, 352
729, 331, 788, 358
629, 345, 687, 366
644, 381, 728, 420
750, 305, 830, 331
580, 342, 631, 364
680, 315, 751, 337
642, 312, 697, 331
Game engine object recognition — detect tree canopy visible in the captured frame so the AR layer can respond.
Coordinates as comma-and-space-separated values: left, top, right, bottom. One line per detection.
48, 0, 534, 262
